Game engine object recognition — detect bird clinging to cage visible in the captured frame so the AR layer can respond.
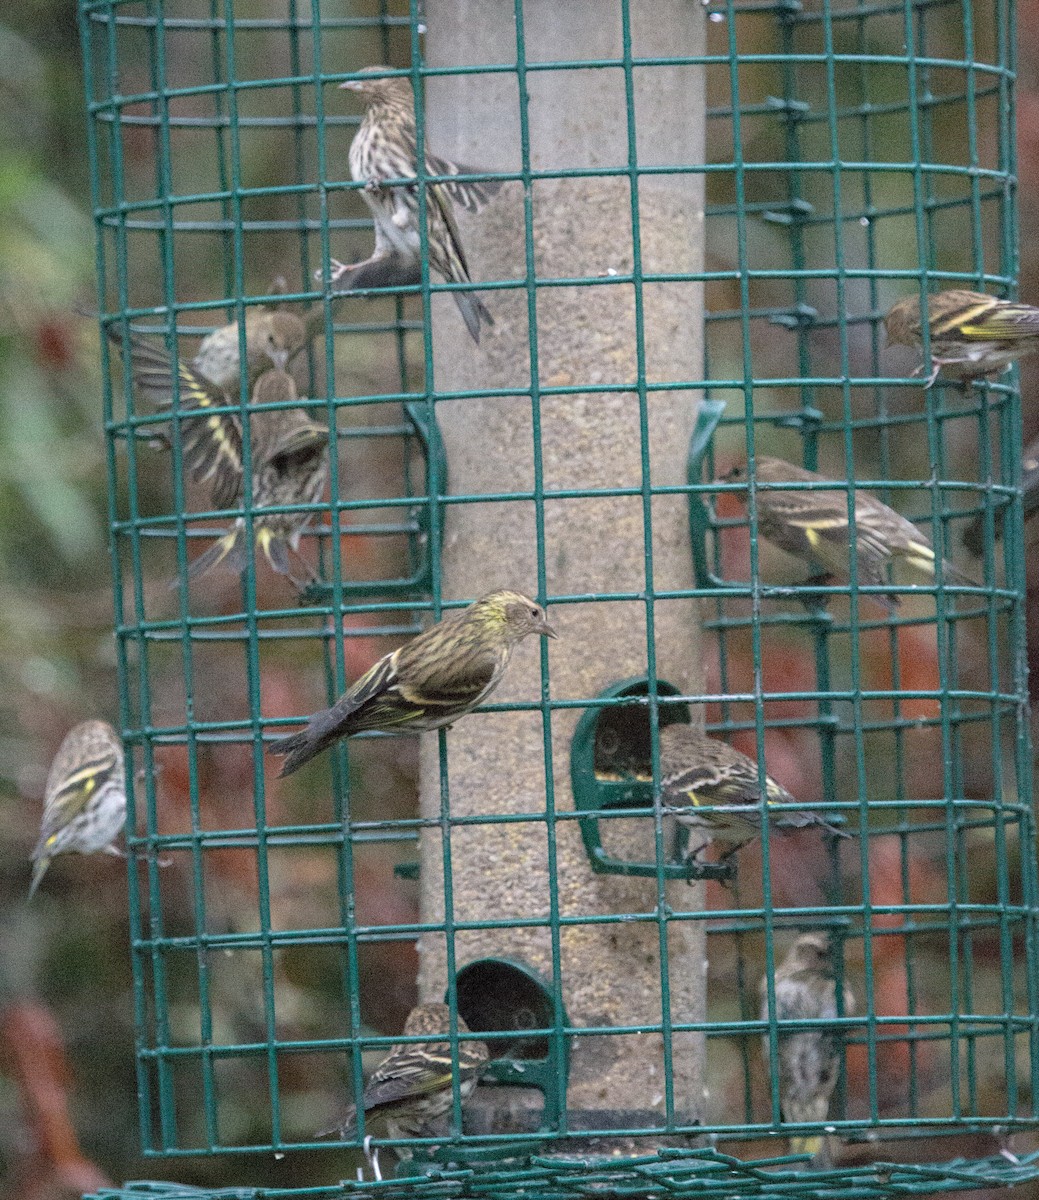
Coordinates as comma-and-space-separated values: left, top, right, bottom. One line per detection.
174, 368, 332, 588
269, 590, 556, 776
885, 289, 1039, 386
722, 457, 977, 609
658, 725, 847, 867
760, 932, 855, 1168
320, 1003, 489, 1174
108, 330, 331, 586
322, 66, 501, 344
30, 720, 127, 897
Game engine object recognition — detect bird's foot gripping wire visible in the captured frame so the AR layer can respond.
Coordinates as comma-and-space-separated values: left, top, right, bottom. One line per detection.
363, 1134, 382, 1181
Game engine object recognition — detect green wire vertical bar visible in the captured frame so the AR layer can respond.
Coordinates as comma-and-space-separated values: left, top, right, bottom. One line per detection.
508, 7, 570, 1133
308, 0, 370, 1141
847, 0, 919, 1115
821, 0, 882, 1134
922, 0, 978, 1117
216, 2, 285, 1147
379, 0, 413, 394
208, 0, 234, 307
409, 23, 472, 1144
990, 0, 1032, 1121
79, 0, 157, 1154
945, 0, 979, 1113
151, 5, 221, 1148
902, 0, 968, 1126
721, 0, 784, 1136
146, 1, 218, 1149
616, 0, 678, 1130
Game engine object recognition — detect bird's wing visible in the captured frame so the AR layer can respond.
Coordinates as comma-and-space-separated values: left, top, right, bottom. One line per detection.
425, 154, 503, 214
262, 418, 330, 474
765, 488, 896, 566
38, 746, 122, 842
363, 1049, 454, 1111
396, 632, 500, 710
335, 650, 403, 716
956, 299, 1039, 342
107, 327, 244, 508
426, 182, 475, 284
663, 758, 776, 807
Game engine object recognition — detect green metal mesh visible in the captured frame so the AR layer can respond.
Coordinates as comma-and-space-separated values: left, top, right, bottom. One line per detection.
77, 0, 1039, 1195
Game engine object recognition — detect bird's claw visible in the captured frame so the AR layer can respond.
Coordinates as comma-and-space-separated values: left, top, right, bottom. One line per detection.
362, 1134, 382, 1180
314, 258, 359, 285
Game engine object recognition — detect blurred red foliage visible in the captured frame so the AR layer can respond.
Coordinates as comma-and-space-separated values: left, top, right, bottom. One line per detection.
0, 1003, 111, 1200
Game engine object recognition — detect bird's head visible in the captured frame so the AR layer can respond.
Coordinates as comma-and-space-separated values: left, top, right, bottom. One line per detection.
475, 590, 557, 643
263, 312, 307, 371
883, 294, 919, 348
404, 1003, 470, 1036
788, 932, 833, 972
340, 65, 413, 108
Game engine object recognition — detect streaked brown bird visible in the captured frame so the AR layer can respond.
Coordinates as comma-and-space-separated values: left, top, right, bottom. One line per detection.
885, 289, 1039, 386
178, 368, 331, 588
269, 590, 556, 776
324, 66, 500, 344
962, 433, 1039, 555
659, 725, 847, 865
723, 457, 977, 610
760, 933, 855, 1167
30, 720, 126, 897
321, 1003, 488, 1159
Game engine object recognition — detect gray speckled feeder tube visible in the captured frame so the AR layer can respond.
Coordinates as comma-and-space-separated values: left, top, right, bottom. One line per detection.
419, 0, 707, 1147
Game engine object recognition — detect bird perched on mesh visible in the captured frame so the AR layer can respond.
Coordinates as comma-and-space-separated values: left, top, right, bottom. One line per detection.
174, 368, 332, 588
269, 590, 556, 776
885, 289, 1039, 386
30, 720, 126, 897
323, 66, 501, 344
760, 933, 855, 1168
723, 457, 977, 610
659, 725, 847, 865
321, 1003, 488, 1169
962, 433, 1039, 555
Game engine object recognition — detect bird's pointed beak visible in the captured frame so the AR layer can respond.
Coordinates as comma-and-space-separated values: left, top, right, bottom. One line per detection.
539, 619, 558, 640
270, 348, 290, 371
340, 79, 365, 91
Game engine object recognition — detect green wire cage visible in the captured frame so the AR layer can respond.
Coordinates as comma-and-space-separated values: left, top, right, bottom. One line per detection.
77, 0, 1039, 1197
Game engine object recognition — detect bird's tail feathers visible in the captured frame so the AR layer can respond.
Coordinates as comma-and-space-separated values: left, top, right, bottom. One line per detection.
938, 558, 980, 589
453, 291, 494, 345
169, 525, 247, 588
773, 807, 851, 839
257, 529, 291, 578
28, 856, 50, 899
269, 703, 347, 777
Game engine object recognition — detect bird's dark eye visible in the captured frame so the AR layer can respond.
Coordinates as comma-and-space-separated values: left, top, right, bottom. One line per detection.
530, 607, 539, 619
